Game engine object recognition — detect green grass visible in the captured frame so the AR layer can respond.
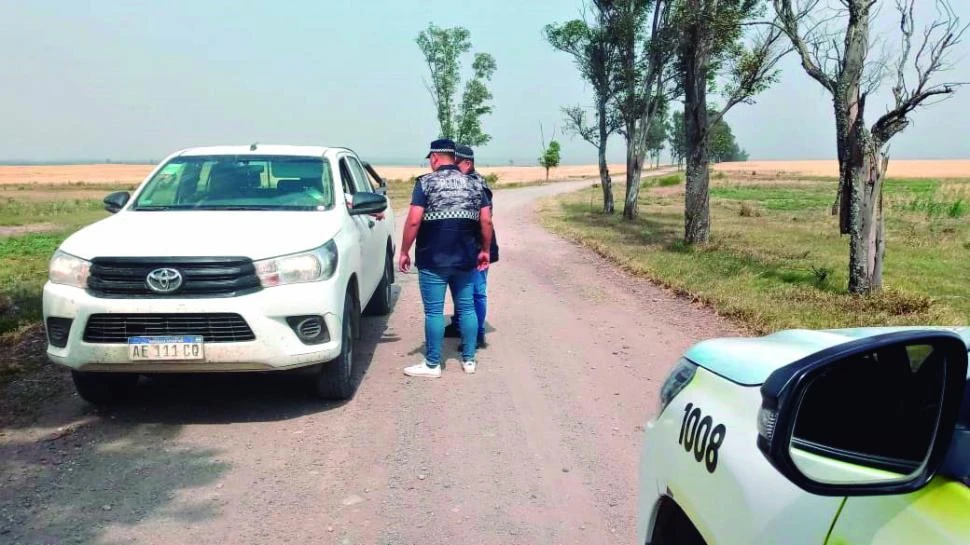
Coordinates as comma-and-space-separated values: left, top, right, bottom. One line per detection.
0, 198, 110, 228
540, 177, 970, 334
0, 233, 68, 334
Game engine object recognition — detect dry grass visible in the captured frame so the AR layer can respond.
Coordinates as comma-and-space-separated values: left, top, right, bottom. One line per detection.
540, 175, 970, 334
0, 163, 625, 188
714, 159, 970, 179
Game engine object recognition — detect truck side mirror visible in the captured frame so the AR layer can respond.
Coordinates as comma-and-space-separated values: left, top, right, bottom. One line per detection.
757, 330, 967, 496
103, 191, 131, 213
348, 192, 388, 216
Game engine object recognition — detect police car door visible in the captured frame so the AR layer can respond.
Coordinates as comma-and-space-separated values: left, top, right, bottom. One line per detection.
825, 377, 970, 545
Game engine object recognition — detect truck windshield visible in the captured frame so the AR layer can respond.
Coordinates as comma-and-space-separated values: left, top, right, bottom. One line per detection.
132, 155, 335, 211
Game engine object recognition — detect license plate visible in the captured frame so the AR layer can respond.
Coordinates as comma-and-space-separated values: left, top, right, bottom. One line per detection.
128, 336, 204, 361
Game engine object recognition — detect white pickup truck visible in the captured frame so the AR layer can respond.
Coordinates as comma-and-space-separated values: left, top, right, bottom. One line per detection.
42, 145, 396, 403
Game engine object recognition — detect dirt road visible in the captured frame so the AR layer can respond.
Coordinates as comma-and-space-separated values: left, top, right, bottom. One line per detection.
0, 178, 736, 545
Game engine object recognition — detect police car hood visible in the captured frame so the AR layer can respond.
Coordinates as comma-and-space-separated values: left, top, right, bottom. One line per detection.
59, 209, 341, 261
684, 326, 970, 386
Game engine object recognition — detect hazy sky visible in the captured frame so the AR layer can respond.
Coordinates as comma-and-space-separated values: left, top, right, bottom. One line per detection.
1, 0, 968, 165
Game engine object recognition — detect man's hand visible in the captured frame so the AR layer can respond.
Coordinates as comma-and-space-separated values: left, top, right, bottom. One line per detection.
477, 251, 490, 271
399, 252, 412, 273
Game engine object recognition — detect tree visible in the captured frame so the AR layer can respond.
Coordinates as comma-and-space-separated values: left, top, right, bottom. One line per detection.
416, 23, 498, 146
601, 0, 679, 220
668, 108, 747, 166
675, 0, 789, 244
546, 10, 622, 214
646, 102, 669, 167
539, 133, 563, 181
667, 109, 686, 168
707, 112, 748, 162
774, 0, 967, 293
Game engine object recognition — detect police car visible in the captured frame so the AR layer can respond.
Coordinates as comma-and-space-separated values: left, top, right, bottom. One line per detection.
637, 326, 970, 545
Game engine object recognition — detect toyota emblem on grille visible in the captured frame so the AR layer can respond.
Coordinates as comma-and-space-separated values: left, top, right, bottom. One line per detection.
146, 268, 183, 293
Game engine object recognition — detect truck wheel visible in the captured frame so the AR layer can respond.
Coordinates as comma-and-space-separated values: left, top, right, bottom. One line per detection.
71, 371, 138, 405
651, 500, 706, 545
313, 292, 356, 400
363, 249, 393, 316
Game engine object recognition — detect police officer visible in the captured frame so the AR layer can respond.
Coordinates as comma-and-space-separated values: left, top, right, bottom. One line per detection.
444, 144, 498, 349
399, 138, 492, 377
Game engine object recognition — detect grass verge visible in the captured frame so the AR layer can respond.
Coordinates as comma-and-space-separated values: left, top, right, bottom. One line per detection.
539, 176, 970, 334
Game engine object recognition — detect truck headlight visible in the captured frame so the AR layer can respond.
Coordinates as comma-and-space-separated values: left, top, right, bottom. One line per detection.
254, 240, 338, 287
49, 250, 91, 288
658, 358, 698, 416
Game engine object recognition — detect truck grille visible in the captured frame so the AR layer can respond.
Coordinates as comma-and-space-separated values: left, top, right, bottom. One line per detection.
87, 257, 262, 298
83, 313, 256, 343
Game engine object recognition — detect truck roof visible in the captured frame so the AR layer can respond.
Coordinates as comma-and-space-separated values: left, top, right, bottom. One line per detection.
176, 144, 350, 158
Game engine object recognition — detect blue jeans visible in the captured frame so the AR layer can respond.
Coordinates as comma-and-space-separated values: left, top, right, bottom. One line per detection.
454, 269, 488, 337
419, 267, 477, 366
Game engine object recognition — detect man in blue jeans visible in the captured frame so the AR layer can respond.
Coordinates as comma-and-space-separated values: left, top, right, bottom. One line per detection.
398, 138, 493, 377
444, 144, 498, 349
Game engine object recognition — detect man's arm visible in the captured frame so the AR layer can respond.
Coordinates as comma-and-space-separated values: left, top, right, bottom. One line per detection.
476, 206, 493, 271
400, 204, 424, 258
399, 178, 428, 272
479, 206, 493, 251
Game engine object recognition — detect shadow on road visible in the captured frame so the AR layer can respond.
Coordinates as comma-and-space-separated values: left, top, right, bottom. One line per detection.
0, 420, 228, 543
1, 286, 402, 431
101, 285, 403, 426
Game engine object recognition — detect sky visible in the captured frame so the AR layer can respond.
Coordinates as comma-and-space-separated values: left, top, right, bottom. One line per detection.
1, 0, 968, 165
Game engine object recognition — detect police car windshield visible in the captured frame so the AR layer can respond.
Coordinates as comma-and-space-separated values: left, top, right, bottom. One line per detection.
132, 155, 335, 211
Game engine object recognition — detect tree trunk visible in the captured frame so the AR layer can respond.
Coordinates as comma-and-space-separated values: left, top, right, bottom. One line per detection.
835, 0, 874, 293
683, 46, 710, 244
597, 96, 614, 214
848, 146, 887, 293
623, 138, 643, 220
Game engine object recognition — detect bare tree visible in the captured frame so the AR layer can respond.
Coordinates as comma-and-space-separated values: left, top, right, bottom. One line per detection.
774, 0, 967, 293
677, 0, 791, 244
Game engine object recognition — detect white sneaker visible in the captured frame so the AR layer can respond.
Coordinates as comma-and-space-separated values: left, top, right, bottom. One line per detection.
404, 360, 442, 378
462, 360, 477, 374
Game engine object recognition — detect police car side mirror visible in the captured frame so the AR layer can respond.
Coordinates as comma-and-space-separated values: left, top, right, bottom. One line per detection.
348, 192, 388, 216
103, 191, 130, 214
756, 330, 967, 497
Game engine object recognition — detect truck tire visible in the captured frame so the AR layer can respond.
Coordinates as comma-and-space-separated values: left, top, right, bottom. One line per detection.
71, 371, 138, 405
363, 248, 393, 316
313, 291, 357, 400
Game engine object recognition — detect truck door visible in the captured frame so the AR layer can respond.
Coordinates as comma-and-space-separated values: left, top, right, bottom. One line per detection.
826, 477, 970, 545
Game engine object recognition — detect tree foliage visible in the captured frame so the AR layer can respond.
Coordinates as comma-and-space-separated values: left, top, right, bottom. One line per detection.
668, 109, 747, 165
667, 109, 686, 168
646, 102, 669, 166
539, 140, 562, 181
601, 0, 680, 220
546, 11, 622, 213
416, 23, 497, 147
707, 112, 748, 162
674, 0, 789, 244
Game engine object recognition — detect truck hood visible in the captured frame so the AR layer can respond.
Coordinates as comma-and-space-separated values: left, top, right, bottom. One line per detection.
685, 326, 970, 386
59, 210, 342, 261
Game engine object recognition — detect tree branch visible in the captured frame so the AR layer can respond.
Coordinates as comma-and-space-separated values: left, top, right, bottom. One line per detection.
871, 0, 968, 144
773, 0, 837, 93
711, 21, 791, 128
